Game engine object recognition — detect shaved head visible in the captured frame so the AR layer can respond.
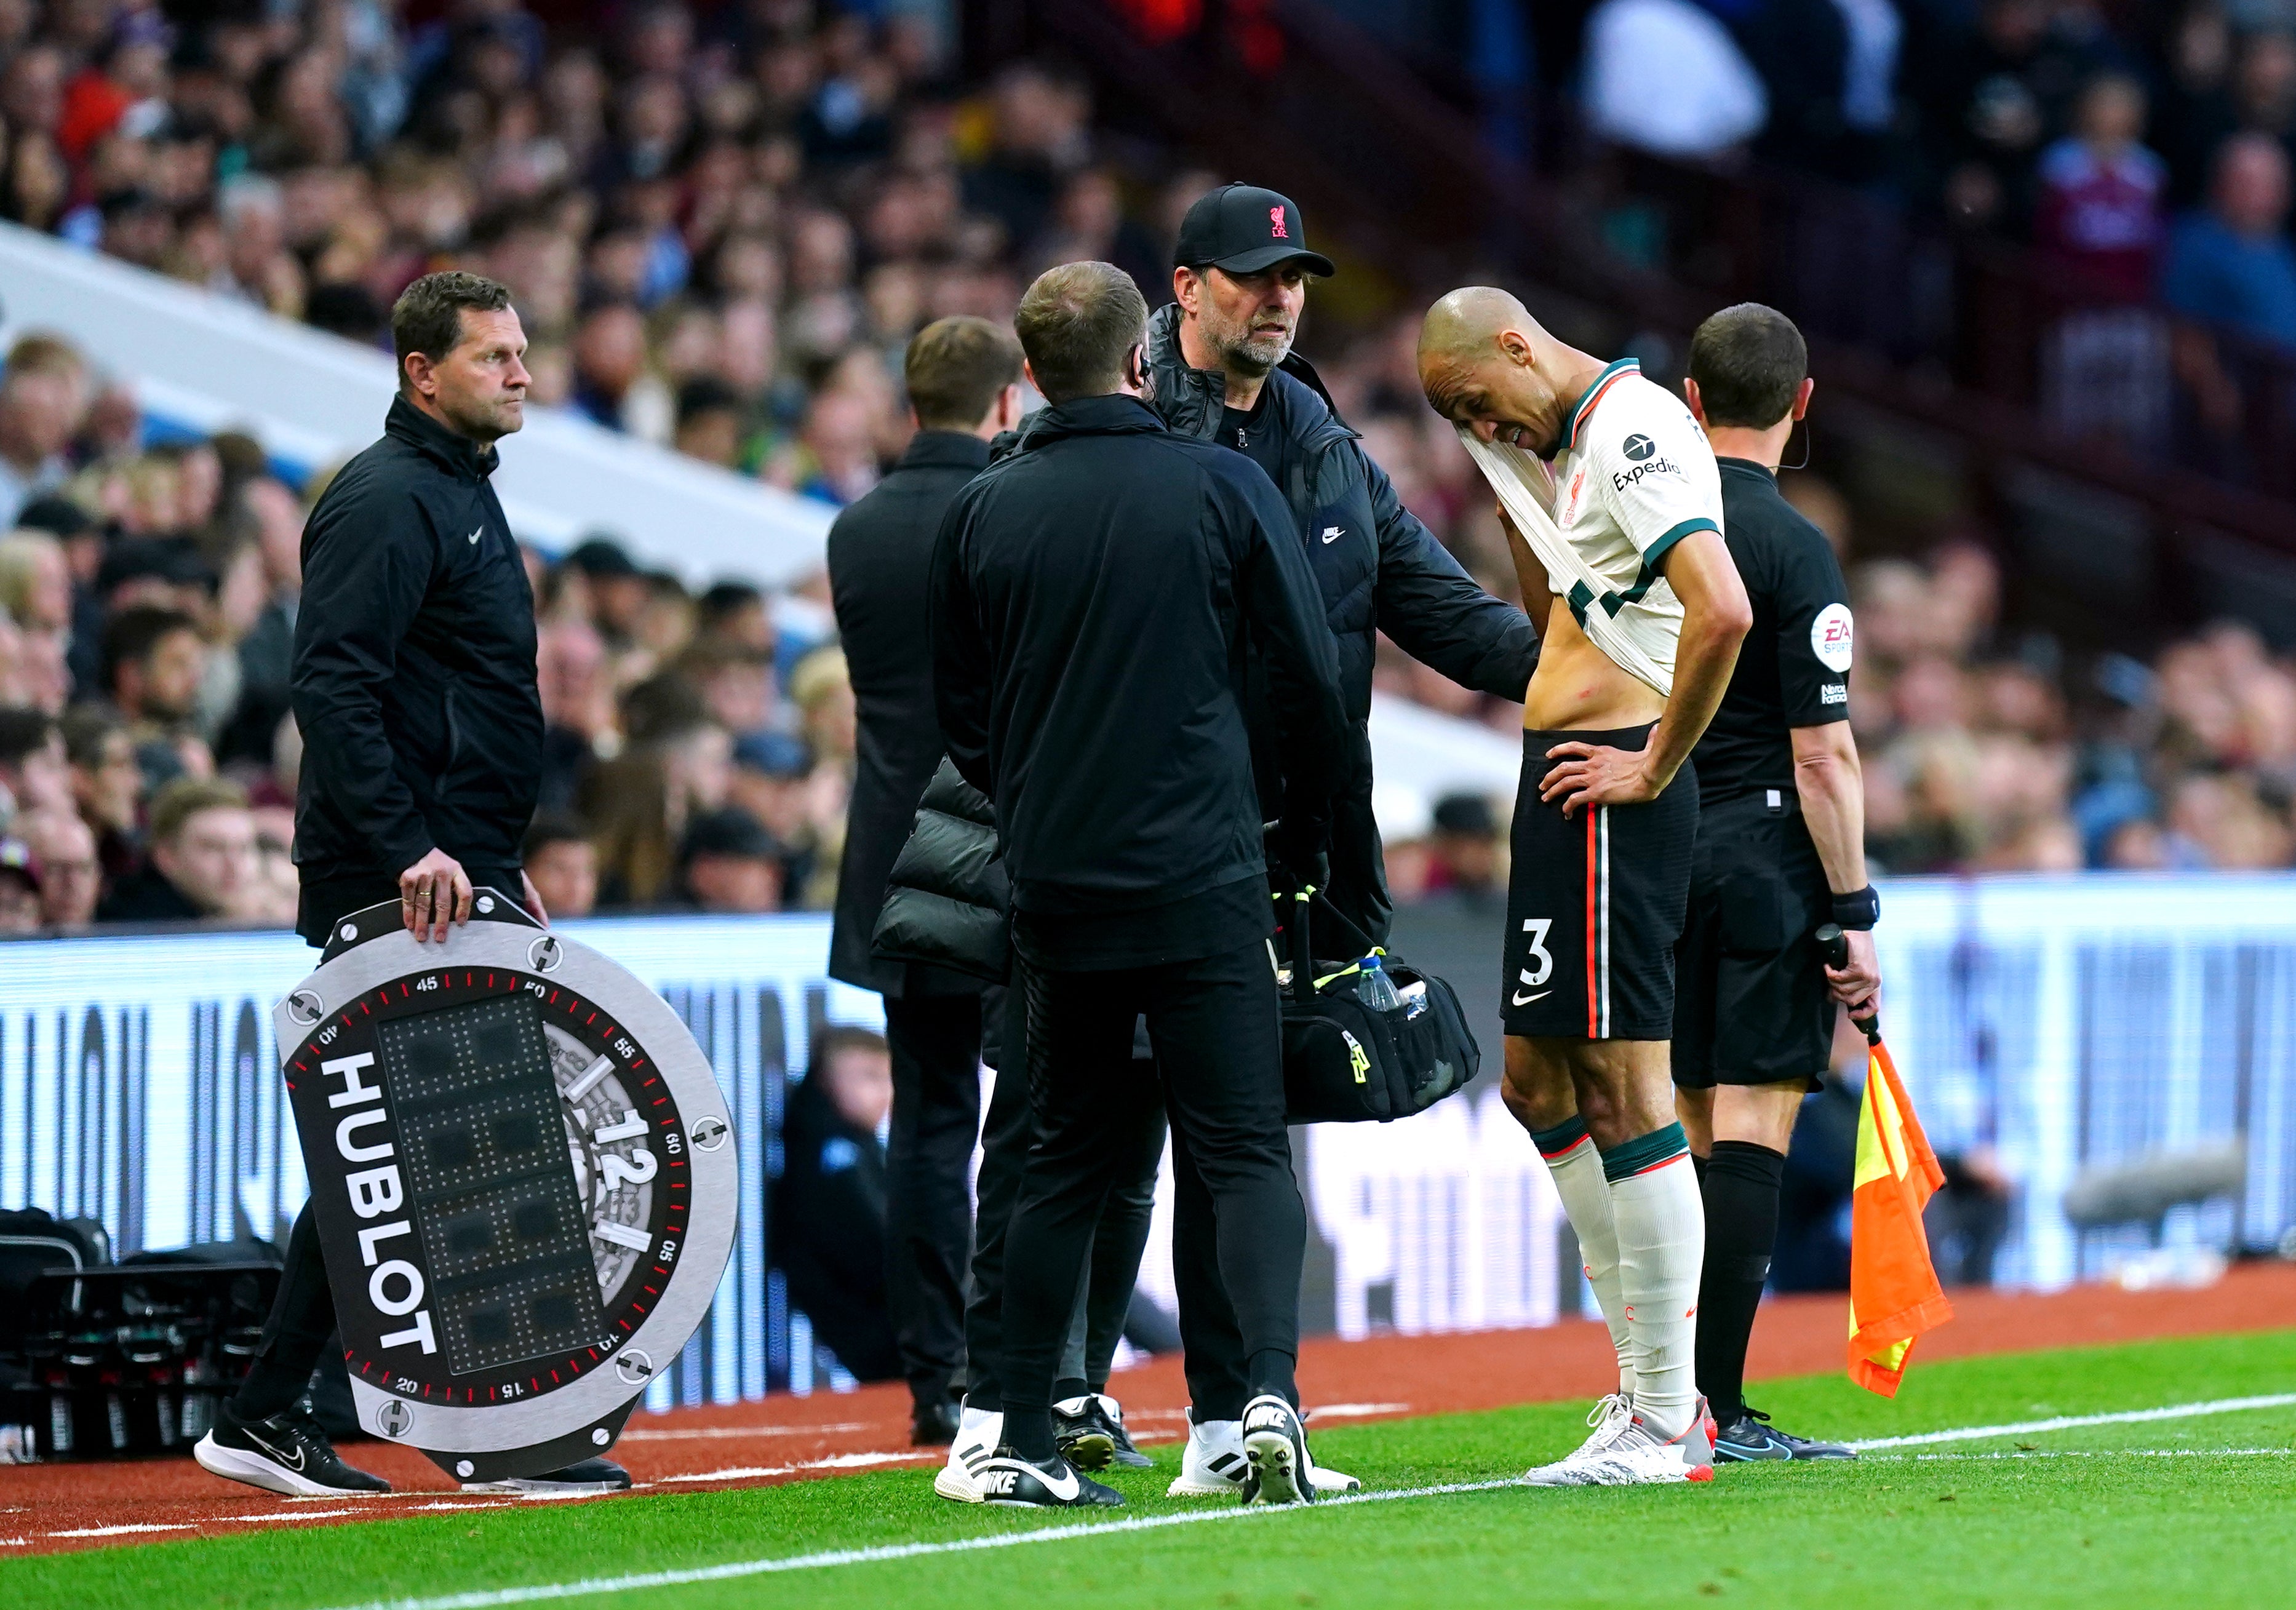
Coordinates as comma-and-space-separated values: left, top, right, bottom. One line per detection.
1418, 286, 1538, 369
1416, 285, 1593, 456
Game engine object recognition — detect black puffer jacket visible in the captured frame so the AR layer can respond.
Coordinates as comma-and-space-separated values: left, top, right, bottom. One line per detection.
1141, 303, 1537, 943
871, 757, 1007, 984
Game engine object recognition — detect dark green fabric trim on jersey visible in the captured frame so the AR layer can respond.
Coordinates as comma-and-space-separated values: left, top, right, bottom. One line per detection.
1638, 517, 1719, 579
1600, 1120, 1691, 1182
1562, 357, 1640, 454
1565, 516, 1718, 624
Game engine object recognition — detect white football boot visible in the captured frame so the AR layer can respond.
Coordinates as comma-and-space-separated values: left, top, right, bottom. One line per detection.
1540, 1398, 1716, 1486
1520, 1392, 1635, 1486
1167, 1409, 1361, 1498
933, 1403, 1003, 1502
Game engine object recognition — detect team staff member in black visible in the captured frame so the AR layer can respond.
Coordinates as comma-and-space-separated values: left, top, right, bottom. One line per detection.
1672, 304, 1882, 1462
826, 316, 1024, 1445
1148, 185, 1537, 1466
931, 261, 1347, 1508
194, 273, 620, 1500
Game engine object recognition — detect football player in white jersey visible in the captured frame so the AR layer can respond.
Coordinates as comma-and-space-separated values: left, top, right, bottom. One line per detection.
1418, 287, 1751, 1484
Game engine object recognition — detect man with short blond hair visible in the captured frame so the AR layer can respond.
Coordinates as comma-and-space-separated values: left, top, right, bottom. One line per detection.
95, 776, 256, 922
0, 332, 89, 527
931, 259, 1347, 1509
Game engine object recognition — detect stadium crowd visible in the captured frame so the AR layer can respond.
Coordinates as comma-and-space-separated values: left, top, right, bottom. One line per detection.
1582, 0, 2296, 356
0, 0, 2294, 935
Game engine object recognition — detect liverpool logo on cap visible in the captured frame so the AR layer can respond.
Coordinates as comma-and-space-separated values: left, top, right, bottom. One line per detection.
1269, 206, 1288, 238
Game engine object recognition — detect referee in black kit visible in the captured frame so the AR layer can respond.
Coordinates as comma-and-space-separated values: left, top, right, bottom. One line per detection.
931, 261, 1347, 1509
1672, 305, 1881, 1462
194, 272, 621, 1500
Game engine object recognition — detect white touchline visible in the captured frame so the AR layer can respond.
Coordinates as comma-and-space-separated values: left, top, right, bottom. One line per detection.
312, 1480, 1523, 1610
308, 1392, 2296, 1610
1845, 1392, 2296, 1451
1871, 1449, 2294, 1461
619, 1423, 872, 1441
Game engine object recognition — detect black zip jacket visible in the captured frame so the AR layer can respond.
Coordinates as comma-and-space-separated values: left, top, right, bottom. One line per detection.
290, 396, 543, 893
930, 393, 1347, 923
1142, 303, 1538, 942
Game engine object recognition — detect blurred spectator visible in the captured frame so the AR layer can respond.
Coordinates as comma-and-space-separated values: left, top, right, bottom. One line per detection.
16, 803, 94, 928
2033, 74, 2166, 305
0, 706, 71, 821
0, 527, 74, 634
1419, 792, 1504, 906
2162, 132, 2296, 348
17, 807, 97, 928
0, 835, 38, 933
96, 774, 254, 921
60, 703, 143, 885
0, 332, 89, 525
677, 804, 783, 913
1582, 0, 1767, 160
102, 604, 204, 737
522, 810, 599, 920
771, 1024, 898, 1382
565, 535, 650, 652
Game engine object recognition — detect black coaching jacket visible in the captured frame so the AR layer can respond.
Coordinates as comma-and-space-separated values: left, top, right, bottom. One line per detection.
1142, 303, 1537, 943
290, 396, 543, 907
930, 393, 1347, 927
826, 431, 992, 998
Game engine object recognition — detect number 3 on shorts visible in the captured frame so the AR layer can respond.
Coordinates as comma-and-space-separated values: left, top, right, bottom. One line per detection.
1519, 917, 1553, 988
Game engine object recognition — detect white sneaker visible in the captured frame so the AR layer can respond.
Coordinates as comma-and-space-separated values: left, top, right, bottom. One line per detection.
933, 1404, 1003, 1502
1521, 1393, 1634, 1486
1540, 1401, 1716, 1487
1167, 1413, 1251, 1497
1168, 1411, 1360, 1497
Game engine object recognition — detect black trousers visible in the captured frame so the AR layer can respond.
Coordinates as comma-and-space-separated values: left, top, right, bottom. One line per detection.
997, 941, 1304, 1427
1170, 1126, 1253, 1419
881, 990, 986, 1408
963, 975, 1163, 1411
231, 1197, 335, 1421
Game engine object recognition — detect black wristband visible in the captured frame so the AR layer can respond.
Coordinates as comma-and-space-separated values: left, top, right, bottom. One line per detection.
1831, 886, 1879, 930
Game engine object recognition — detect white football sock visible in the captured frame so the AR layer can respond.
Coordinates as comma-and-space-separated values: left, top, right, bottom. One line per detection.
1607, 1125, 1704, 1438
1537, 1122, 1636, 1401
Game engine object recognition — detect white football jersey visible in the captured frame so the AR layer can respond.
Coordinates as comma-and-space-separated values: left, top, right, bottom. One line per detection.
1460, 358, 1724, 697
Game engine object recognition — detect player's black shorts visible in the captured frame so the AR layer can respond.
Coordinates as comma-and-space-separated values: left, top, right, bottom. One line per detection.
1503, 725, 1697, 1041
1672, 789, 1836, 1091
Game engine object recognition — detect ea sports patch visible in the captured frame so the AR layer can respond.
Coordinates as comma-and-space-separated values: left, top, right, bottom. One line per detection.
1811, 602, 1854, 672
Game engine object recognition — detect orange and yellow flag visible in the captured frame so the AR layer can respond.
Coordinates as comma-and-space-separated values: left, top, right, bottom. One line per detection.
1848, 1038, 1955, 1395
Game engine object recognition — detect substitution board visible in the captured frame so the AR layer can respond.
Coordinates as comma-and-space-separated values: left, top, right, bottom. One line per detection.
272, 890, 735, 1481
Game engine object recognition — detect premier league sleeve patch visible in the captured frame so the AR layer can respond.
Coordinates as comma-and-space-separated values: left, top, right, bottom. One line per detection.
273, 890, 736, 1483
1811, 602, 1855, 672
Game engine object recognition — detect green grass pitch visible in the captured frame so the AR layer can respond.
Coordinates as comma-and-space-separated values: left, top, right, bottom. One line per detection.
9, 1329, 2295, 1610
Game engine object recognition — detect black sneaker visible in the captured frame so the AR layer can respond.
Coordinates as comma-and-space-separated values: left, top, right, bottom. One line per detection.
912, 1394, 962, 1447
1053, 1394, 1116, 1471
1053, 1392, 1150, 1471
463, 1456, 632, 1495
1239, 1394, 1314, 1505
1096, 1393, 1153, 1470
1713, 1406, 1857, 1463
194, 1399, 392, 1497
973, 1447, 1124, 1509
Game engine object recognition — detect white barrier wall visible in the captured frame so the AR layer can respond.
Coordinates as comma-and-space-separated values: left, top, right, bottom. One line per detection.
4, 874, 2294, 1398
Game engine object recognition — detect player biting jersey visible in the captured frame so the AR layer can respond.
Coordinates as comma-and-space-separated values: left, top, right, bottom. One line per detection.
1417, 288, 1752, 1485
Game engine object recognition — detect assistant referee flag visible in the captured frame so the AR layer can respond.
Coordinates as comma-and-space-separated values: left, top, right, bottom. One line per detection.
1848, 1037, 1955, 1395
